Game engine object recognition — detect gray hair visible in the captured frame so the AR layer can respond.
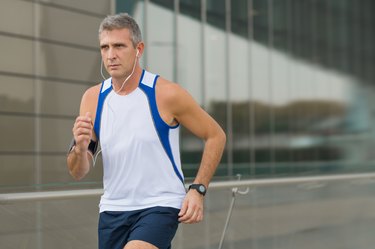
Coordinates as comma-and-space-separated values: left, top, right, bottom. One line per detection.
98, 13, 142, 47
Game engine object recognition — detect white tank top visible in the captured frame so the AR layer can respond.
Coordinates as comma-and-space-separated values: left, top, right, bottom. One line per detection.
94, 70, 186, 212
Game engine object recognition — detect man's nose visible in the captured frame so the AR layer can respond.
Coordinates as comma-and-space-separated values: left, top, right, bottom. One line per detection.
107, 48, 116, 60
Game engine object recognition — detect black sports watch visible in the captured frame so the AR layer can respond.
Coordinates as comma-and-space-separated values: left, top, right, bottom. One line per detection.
188, 184, 207, 196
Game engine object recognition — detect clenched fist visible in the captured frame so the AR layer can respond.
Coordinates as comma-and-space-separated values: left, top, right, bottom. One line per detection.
72, 112, 93, 153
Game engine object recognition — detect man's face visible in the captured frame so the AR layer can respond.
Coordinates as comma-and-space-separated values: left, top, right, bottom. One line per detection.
99, 28, 138, 80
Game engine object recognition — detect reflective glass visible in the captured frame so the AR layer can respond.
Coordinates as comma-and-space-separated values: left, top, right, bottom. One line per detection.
39, 118, 76, 152
206, 0, 225, 29
205, 0, 228, 176
37, 43, 101, 83
0, 76, 35, 114
178, 0, 203, 104
231, 0, 248, 38
39, 81, 89, 117
39, 4, 102, 48
148, 0, 175, 80
0, 0, 34, 36
0, 116, 35, 152
269, 0, 292, 167
0, 156, 35, 193
0, 36, 34, 75
0, 197, 99, 248
252, 0, 272, 172
39, 0, 111, 15
180, 0, 201, 20
39, 155, 102, 190
230, 0, 251, 175
178, 0, 204, 177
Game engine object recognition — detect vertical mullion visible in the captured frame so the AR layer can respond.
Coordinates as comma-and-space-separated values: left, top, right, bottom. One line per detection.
225, 0, 233, 177
248, 0, 255, 177
143, 0, 149, 69
201, 0, 207, 109
268, 0, 275, 170
174, 0, 179, 82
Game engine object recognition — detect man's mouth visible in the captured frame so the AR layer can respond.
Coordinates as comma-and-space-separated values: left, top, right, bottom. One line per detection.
108, 64, 120, 69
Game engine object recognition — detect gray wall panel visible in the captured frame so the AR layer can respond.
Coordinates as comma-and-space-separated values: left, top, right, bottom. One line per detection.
37, 43, 101, 82
0, 116, 35, 152
0, 0, 33, 36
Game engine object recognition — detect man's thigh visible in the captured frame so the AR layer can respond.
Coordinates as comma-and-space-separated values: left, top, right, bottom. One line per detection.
124, 240, 158, 249
127, 206, 179, 249
99, 206, 179, 249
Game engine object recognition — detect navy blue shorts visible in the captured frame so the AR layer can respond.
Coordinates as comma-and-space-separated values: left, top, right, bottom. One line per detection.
98, 206, 180, 249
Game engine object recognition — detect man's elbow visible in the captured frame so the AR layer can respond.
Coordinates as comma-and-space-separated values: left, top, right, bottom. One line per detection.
67, 163, 87, 181
219, 129, 226, 146
214, 127, 226, 147
69, 169, 86, 181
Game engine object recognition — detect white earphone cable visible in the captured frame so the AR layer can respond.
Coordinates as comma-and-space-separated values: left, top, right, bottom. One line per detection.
93, 51, 139, 167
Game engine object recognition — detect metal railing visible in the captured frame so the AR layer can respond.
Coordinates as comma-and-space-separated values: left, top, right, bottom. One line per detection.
2, 172, 375, 249
1, 172, 375, 203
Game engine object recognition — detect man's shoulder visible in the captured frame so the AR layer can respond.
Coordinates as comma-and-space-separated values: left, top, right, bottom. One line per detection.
155, 77, 191, 109
80, 83, 102, 108
83, 83, 102, 99
156, 77, 183, 93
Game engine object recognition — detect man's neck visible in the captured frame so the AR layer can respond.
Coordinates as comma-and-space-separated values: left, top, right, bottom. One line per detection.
112, 67, 142, 95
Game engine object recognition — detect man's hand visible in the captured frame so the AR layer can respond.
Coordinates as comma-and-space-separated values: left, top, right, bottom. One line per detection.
68, 112, 93, 180
178, 189, 204, 224
72, 112, 93, 153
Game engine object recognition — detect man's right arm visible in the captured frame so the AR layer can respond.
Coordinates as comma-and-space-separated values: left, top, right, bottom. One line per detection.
67, 85, 100, 180
67, 112, 93, 180
67, 146, 91, 180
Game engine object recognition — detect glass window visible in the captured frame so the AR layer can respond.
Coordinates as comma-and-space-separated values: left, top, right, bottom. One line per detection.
269, 0, 292, 167
206, 0, 228, 176
252, 0, 272, 174
178, 0, 204, 178
39, 5, 102, 48
0, 0, 34, 36
39, 81, 88, 117
0, 76, 35, 114
231, 0, 248, 38
178, 0, 203, 103
147, 0, 175, 80
206, 0, 225, 29
230, 0, 251, 176
180, 0, 201, 20
39, 118, 76, 152
41, 0, 111, 15
0, 116, 35, 152
0, 156, 35, 193
37, 43, 101, 83
40, 155, 102, 190
0, 36, 34, 75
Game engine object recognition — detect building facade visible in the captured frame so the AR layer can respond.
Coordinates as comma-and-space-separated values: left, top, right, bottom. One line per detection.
121, 0, 375, 179
1, 0, 374, 193
1, 0, 375, 248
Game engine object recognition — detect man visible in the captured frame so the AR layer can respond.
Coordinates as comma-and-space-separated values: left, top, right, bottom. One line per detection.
67, 13, 226, 249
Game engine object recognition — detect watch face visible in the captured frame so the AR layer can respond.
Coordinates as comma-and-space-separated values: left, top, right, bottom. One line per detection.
199, 185, 206, 193
189, 184, 206, 195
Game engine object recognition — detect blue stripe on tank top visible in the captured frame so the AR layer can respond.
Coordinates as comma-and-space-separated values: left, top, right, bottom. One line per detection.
94, 81, 112, 140
139, 75, 184, 184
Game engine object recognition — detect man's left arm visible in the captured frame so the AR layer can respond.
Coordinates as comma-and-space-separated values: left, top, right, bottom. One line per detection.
167, 84, 226, 224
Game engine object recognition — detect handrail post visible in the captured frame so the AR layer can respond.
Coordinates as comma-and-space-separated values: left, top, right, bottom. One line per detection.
218, 175, 250, 249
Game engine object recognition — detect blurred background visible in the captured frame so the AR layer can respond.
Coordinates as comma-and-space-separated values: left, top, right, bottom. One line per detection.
1, 0, 375, 248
